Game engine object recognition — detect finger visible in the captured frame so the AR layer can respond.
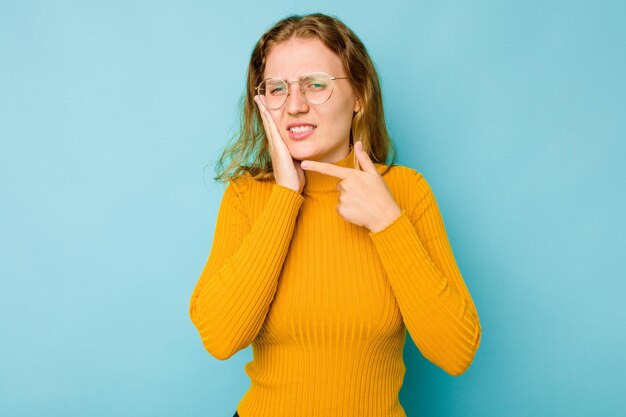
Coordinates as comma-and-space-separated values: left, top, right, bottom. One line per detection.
300, 160, 353, 179
264, 110, 287, 150
254, 95, 273, 125
255, 96, 283, 153
254, 94, 269, 119
255, 98, 275, 151
355, 141, 378, 174
255, 95, 288, 152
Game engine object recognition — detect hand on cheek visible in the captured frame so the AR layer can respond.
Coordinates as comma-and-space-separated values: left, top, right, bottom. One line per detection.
254, 95, 305, 194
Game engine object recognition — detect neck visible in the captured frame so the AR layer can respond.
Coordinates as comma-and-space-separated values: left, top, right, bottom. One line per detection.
302, 144, 356, 195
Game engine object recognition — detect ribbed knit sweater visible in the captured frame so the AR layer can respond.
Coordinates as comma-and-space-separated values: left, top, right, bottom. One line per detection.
189, 145, 482, 417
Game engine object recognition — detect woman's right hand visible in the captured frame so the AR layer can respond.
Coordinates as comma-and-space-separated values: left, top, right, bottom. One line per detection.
254, 95, 306, 194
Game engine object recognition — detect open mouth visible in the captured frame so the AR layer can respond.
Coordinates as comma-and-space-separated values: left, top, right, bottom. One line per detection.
289, 125, 315, 134
287, 123, 317, 140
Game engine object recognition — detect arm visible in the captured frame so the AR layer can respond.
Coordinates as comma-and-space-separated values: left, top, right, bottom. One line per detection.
368, 171, 482, 376
189, 180, 304, 360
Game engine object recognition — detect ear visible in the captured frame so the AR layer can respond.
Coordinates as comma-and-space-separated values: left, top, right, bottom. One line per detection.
353, 95, 362, 113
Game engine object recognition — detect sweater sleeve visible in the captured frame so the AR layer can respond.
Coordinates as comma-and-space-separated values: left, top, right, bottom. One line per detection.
189, 180, 304, 360
368, 171, 482, 376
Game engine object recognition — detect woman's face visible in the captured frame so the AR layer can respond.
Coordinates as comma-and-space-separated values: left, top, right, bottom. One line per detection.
262, 37, 361, 163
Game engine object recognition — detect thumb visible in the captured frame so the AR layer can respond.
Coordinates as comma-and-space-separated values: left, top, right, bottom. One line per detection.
355, 141, 377, 174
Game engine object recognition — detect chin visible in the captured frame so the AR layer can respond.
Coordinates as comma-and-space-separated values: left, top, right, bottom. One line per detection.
287, 143, 319, 162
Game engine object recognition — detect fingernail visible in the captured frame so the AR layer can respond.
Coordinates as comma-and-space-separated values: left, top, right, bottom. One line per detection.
301, 161, 309, 169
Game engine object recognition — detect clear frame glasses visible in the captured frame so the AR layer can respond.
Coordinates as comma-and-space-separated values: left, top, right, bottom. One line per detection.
255, 72, 349, 110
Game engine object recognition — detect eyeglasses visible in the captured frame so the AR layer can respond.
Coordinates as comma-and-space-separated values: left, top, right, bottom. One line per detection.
255, 72, 349, 110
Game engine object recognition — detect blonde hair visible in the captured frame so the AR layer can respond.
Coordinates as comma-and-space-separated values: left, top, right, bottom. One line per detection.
213, 13, 397, 183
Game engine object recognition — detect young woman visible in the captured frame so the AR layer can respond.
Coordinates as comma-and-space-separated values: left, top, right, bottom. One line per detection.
189, 13, 482, 417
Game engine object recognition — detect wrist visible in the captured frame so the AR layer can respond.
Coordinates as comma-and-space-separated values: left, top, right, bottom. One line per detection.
368, 205, 402, 233
275, 179, 301, 194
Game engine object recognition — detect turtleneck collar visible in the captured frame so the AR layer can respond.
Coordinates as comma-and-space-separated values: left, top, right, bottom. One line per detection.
302, 144, 357, 195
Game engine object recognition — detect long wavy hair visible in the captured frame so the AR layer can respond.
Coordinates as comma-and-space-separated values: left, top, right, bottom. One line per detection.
213, 13, 397, 183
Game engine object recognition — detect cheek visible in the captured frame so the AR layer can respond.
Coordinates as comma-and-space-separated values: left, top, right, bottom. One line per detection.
331, 101, 356, 131
269, 110, 285, 127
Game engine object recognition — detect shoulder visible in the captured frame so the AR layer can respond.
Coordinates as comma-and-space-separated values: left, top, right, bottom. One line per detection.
373, 162, 435, 209
222, 171, 277, 218
374, 162, 425, 187
227, 171, 275, 196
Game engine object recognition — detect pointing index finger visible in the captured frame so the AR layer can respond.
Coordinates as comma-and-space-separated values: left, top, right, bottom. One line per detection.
300, 160, 354, 179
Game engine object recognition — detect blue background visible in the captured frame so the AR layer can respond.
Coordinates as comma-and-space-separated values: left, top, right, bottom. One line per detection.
1, 1, 624, 416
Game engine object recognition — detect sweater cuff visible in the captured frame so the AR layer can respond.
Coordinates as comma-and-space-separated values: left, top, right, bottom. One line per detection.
368, 209, 408, 237
271, 183, 305, 208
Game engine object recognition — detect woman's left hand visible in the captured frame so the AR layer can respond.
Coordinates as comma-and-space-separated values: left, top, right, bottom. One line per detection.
301, 141, 402, 233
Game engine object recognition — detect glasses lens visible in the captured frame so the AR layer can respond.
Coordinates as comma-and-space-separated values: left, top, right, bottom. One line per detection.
301, 73, 333, 105
258, 79, 287, 109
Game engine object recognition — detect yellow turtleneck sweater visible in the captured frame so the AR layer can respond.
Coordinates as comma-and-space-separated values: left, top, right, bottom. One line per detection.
189, 145, 481, 417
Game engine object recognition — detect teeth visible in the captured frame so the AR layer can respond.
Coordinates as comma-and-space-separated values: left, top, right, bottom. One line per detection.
289, 125, 314, 133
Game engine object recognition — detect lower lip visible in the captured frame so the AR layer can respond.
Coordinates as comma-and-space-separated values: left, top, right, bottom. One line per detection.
288, 127, 316, 141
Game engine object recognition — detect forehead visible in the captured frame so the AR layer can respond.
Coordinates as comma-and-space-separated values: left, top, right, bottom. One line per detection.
263, 37, 344, 79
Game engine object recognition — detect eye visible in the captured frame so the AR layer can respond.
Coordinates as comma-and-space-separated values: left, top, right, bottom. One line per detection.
305, 81, 328, 91
270, 85, 287, 95
264, 80, 287, 96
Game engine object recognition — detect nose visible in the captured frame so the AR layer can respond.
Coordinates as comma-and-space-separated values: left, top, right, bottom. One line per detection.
285, 82, 309, 114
